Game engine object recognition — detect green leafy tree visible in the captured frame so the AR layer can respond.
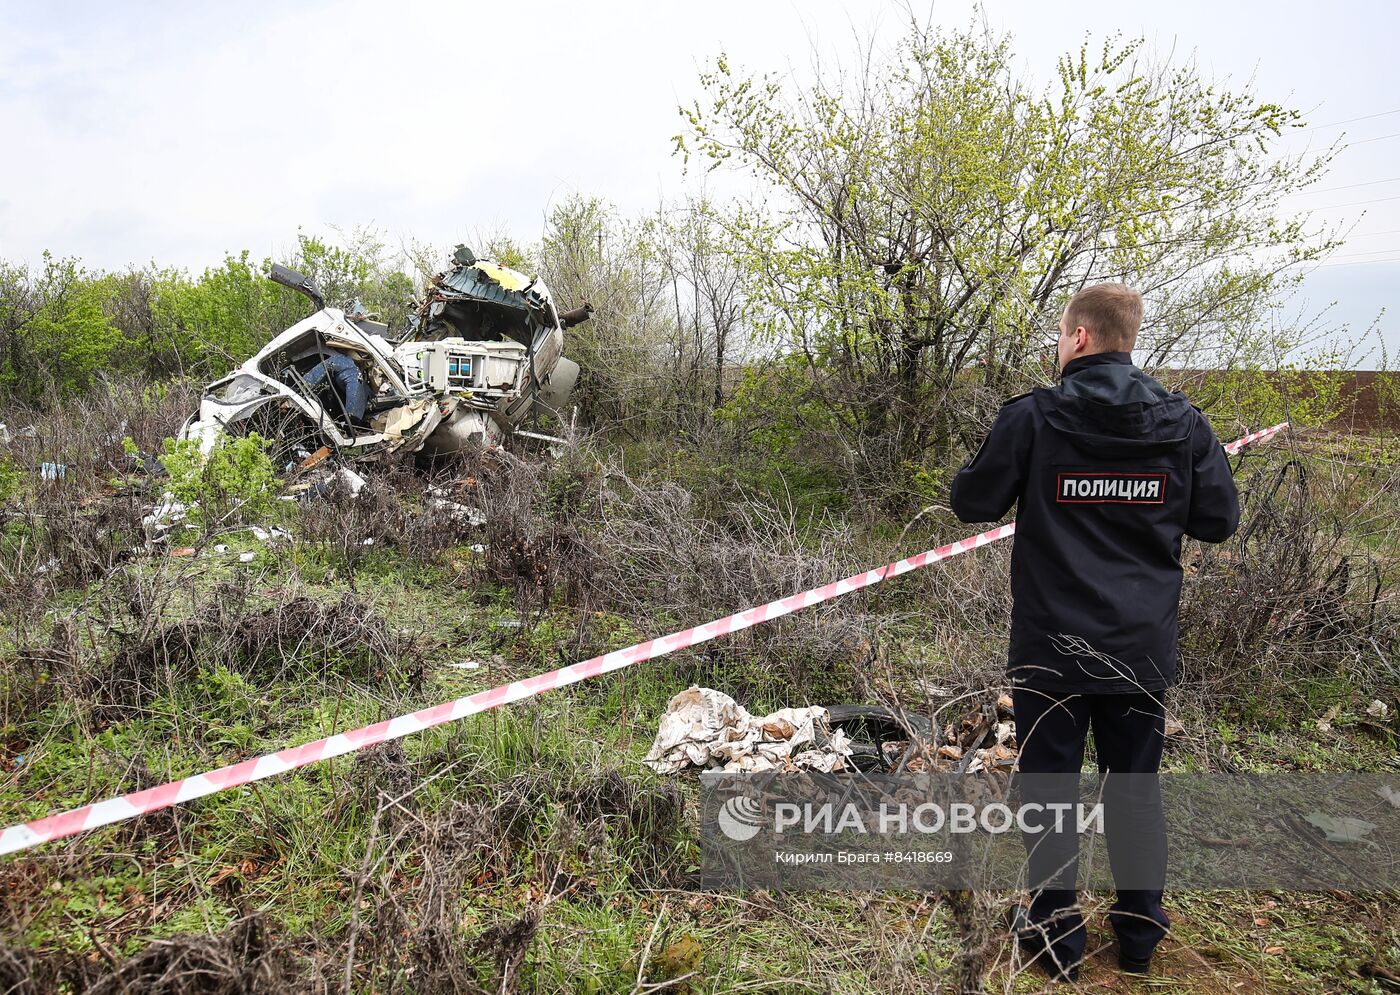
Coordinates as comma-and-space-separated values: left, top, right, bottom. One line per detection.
0, 253, 122, 403
291, 228, 415, 332
678, 18, 1339, 495
162, 251, 298, 375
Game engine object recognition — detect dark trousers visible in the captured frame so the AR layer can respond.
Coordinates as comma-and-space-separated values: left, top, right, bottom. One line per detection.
1011, 688, 1170, 966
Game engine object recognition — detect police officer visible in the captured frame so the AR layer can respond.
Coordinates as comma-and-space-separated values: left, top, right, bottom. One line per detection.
950, 283, 1240, 980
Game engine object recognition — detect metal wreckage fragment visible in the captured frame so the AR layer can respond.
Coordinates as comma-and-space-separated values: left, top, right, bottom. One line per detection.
181, 245, 589, 461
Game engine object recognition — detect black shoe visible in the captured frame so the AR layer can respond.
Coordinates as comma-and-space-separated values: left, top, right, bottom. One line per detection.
1006, 906, 1081, 983
1118, 949, 1152, 974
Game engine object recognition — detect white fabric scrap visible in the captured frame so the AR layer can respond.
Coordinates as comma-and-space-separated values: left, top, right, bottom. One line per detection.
643, 686, 852, 774
142, 498, 189, 531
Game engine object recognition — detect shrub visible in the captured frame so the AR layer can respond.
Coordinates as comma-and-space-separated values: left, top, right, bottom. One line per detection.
0, 455, 20, 505
160, 433, 277, 528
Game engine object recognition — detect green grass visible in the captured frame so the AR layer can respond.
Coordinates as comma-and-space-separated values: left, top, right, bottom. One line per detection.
1, 437, 1398, 992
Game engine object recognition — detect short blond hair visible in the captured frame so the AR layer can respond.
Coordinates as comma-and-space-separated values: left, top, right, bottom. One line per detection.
1065, 283, 1143, 352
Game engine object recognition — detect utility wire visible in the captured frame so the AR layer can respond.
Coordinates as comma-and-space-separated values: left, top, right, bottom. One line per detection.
1347, 131, 1400, 147
1297, 255, 1400, 268
1337, 227, 1400, 239
1306, 107, 1400, 130
1291, 176, 1400, 196
1303, 192, 1400, 211
1321, 247, 1400, 259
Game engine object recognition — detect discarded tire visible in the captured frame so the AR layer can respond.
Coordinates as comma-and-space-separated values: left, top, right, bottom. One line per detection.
825, 705, 934, 773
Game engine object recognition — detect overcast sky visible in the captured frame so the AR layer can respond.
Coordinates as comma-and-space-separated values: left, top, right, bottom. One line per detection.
2, 0, 1397, 363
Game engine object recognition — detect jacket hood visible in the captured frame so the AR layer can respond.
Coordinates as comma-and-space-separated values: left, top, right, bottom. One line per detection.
1033, 353, 1193, 457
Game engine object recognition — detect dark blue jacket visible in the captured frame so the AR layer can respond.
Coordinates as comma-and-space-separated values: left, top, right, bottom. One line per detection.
949, 353, 1240, 693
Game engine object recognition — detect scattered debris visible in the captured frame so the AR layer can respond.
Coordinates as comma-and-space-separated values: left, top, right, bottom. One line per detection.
285, 463, 371, 502
1303, 812, 1378, 844
298, 445, 332, 471
143, 499, 190, 532
938, 695, 1020, 774
1317, 704, 1341, 733
429, 497, 486, 523
239, 551, 256, 563
1377, 784, 1400, 809
645, 689, 1027, 777
643, 686, 853, 774
1164, 715, 1187, 736
38, 463, 65, 481
427, 484, 488, 524
179, 249, 587, 461
1366, 699, 1389, 719
912, 680, 953, 698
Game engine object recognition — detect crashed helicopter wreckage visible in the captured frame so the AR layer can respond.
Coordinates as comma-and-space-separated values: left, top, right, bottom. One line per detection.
181, 246, 589, 462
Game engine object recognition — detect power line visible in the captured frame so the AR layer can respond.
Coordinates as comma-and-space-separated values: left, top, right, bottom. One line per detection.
1323, 247, 1400, 259
1348, 131, 1400, 147
1304, 192, 1400, 211
1291, 176, 1400, 196
1303, 255, 1400, 268
1307, 107, 1400, 130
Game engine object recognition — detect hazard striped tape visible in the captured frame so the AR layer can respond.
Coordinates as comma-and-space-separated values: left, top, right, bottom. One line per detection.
1222, 421, 1289, 455
0, 422, 1289, 857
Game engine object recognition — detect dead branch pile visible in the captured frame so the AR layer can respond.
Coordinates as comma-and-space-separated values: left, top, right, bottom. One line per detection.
0, 916, 288, 995
98, 581, 424, 713
1179, 454, 1400, 708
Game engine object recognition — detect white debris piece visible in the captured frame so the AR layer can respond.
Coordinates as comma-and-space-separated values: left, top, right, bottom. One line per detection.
143, 499, 190, 531
249, 526, 293, 543
238, 551, 256, 563
1366, 699, 1389, 719
429, 497, 486, 525
643, 686, 853, 774
337, 466, 367, 497
913, 680, 953, 698
1303, 811, 1378, 843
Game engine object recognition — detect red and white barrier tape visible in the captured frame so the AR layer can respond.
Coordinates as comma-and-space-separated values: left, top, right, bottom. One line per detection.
1222, 421, 1288, 455
0, 422, 1288, 857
